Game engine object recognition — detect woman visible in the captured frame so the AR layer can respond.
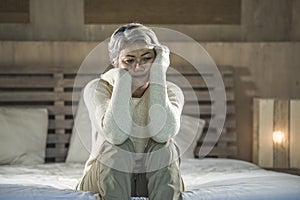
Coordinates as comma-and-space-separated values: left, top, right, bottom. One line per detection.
77, 23, 184, 200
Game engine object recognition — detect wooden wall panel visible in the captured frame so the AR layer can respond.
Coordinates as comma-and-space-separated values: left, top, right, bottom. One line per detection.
290, 100, 300, 169
257, 99, 274, 168
84, 0, 241, 24
0, 0, 29, 23
273, 100, 290, 168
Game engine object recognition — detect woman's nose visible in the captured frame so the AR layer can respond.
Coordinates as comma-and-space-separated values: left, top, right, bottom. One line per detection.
135, 62, 141, 69
134, 59, 142, 70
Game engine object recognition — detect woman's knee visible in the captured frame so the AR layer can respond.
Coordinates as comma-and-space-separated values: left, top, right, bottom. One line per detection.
145, 139, 171, 151
145, 139, 180, 156
144, 139, 180, 172
97, 139, 136, 172
100, 139, 135, 152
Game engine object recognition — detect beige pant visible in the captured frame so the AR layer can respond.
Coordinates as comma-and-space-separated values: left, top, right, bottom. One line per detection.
77, 138, 184, 200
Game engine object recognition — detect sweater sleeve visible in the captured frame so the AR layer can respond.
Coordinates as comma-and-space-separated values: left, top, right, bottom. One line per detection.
85, 68, 133, 145
148, 65, 184, 143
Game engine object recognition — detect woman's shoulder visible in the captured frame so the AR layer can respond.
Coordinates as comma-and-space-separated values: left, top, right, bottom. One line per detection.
84, 77, 112, 90
97, 78, 113, 94
83, 77, 113, 99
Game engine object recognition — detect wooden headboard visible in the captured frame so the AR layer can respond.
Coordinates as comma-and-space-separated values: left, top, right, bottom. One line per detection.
0, 64, 236, 162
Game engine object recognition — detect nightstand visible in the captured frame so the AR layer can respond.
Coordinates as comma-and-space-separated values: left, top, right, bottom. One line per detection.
264, 168, 300, 176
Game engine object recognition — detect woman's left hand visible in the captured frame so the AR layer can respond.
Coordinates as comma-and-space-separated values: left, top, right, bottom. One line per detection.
151, 45, 170, 73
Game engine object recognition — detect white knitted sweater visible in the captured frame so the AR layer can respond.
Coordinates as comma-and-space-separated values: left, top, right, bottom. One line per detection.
83, 46, 184, 172
97, 70, 184, 153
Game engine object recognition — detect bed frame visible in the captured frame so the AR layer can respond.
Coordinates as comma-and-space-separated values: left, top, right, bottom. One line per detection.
0, 63, 236, 162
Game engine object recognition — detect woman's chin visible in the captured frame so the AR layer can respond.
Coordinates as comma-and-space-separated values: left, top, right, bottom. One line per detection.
131, 72, 150, 80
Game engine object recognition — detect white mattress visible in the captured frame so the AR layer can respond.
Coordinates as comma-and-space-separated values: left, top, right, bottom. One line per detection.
0, 158, 300, 200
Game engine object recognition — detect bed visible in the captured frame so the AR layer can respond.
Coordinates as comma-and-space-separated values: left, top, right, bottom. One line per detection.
1, 60, 300, 200
1, 159, 300, 200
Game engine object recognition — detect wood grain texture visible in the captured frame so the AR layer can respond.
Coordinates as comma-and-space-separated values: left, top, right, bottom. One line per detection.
273, 100, 290, 168
0, 0, 29, 23
254, 98, 300, 169
290, 100, 300, 169
258, 99, 274, 168
252, 98, 259, 164
84, 0, 241, 24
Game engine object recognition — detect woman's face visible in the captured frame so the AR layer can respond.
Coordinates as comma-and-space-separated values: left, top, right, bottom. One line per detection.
117, 43, 156, 79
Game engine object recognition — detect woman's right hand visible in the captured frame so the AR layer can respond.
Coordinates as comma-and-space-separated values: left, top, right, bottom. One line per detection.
101, 68, 132, 87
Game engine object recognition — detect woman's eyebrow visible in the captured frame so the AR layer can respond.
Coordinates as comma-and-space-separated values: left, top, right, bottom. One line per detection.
125, 55, 135, 58
141, 52, 152, 56
125, 51, 152, 58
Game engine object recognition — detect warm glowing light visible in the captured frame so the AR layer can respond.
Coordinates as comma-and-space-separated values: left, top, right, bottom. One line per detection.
273, 131, 284, 144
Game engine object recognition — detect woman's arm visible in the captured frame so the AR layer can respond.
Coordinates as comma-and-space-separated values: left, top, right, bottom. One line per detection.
85, 68, 133, 145
148, 45, 184, 143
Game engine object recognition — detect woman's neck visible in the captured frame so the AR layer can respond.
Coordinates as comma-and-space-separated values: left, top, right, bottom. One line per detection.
132, 82, 149, 98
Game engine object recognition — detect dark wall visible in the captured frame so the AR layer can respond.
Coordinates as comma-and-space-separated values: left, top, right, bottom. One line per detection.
0, 0, 299, 41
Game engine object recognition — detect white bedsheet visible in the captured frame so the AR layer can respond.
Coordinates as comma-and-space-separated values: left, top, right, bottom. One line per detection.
0, 162, 83, 189
0, 158, 300, 200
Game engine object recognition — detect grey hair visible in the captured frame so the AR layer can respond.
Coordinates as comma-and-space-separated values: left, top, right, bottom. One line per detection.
108, 23, 160, 66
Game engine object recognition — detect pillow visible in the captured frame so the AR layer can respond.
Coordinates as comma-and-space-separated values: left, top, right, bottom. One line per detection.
0, 107, 48, 165
67, 78, 106, 163
174, 115, 205, 159
65, 89, 92, 163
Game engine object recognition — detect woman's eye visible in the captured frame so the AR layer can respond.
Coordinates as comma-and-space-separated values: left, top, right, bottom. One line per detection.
143, 57, 153, 62
124, 59, 134, 64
